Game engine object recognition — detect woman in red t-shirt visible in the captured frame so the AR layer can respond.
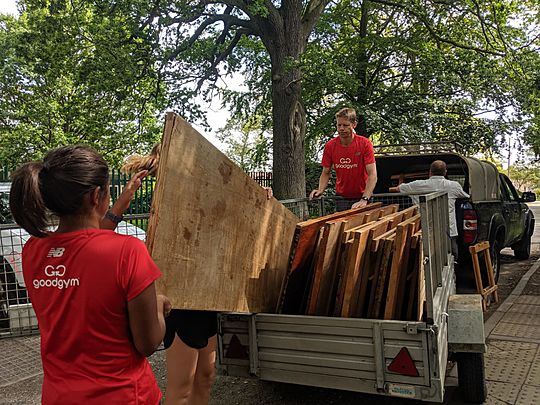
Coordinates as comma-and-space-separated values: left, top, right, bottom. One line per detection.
9, 145, 171, 405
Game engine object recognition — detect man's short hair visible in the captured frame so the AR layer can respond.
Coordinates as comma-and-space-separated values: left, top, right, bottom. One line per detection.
430, 160, 447, 176
336, 108, 357, 123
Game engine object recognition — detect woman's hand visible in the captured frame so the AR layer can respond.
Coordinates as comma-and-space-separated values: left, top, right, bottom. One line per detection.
263, 186, 273, 200
101, 170, 148, 230
112, 170, 149, 215
157, 294, 172, 317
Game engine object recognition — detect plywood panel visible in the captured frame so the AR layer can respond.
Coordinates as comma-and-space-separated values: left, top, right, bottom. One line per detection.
406, 231, 422, 321
146, 113, 299, 312
340, 226, 373, 317
306, 207, 389, 316
306, 220, 344, 315
354, 220, 393, 318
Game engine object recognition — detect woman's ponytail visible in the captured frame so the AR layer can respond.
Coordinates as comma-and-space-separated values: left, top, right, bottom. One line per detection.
10, 162, 49, 237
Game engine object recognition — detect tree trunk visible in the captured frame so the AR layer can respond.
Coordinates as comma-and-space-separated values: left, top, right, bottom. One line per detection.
265, 1, 307, 200
355, 0, 371, 136
271, 66, 306, 200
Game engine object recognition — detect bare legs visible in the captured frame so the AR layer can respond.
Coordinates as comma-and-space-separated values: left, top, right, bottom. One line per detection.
163, 334, 217, 405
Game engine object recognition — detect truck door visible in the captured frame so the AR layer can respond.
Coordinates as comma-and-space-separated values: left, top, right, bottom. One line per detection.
499, 174, 521, 243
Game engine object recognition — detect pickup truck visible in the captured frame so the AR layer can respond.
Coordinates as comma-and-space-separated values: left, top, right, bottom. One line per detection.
373, 144, 536, 286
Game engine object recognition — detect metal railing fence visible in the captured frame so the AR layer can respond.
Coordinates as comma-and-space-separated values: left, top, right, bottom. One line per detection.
281, 193, 414, 220
1, 192, 447, 339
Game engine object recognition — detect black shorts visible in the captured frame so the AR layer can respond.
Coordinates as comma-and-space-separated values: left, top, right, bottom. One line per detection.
163, 309, 218, 350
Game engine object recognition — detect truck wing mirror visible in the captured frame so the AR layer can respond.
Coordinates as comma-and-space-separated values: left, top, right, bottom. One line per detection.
521, 191, 536, 203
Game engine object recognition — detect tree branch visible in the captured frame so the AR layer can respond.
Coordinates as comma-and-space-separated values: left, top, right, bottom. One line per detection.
195, 27, 251, 91
302, 0, 332, 41
165, 13, 256, 63
370, 0, 506, 56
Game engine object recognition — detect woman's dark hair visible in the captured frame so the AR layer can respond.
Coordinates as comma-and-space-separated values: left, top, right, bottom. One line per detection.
10, 145, 109, 237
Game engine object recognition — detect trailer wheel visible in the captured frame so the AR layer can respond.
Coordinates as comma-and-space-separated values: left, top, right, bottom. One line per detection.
457, 353, 487, 403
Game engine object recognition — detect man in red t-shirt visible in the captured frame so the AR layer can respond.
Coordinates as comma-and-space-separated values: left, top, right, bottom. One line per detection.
309, 108, 378, 211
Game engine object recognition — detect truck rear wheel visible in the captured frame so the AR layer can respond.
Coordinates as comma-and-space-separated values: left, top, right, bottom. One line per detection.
513, 225, 532, 260
457, 352, 487, 403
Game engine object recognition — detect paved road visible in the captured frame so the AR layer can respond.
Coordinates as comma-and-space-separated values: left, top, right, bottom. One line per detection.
529, 201, 540, 252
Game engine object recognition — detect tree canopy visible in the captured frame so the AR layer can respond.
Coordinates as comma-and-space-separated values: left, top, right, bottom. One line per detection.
1, 0, 539, 193
0, 0, 164, 166
221, 1, 540, 160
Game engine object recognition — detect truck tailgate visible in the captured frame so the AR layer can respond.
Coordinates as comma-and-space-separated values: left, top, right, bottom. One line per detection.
219, 313, 432, 397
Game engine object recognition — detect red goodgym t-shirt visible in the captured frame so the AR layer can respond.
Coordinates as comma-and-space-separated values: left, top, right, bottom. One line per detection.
321, 134, 376, 199
22, 229, 162, 405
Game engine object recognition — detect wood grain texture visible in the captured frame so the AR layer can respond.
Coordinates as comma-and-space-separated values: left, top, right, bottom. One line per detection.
278, 203, 381, 314
305, 220, 344, 315
370, 236, 395, 318
406, 231, 422, 321
340, 225, 374, 317
354, 220, 394, 318
306, 206, 397, 316
146, 113, 298, 312
383, 214, 421, 319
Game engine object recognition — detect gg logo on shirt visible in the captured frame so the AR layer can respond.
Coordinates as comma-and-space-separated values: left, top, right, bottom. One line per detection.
335, 157, 358, 170
44, 265, 66, 277
33, 264, 80, 290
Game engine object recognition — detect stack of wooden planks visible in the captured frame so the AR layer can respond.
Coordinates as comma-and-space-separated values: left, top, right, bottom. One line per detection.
278, 203, 425, 321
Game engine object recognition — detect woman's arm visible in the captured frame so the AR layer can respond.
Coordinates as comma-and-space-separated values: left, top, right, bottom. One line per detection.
101, 170, 148, 230
127, 282, 170, 357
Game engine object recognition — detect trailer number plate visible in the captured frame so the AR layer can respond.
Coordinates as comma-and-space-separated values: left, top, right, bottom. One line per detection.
387, 383, 416, 398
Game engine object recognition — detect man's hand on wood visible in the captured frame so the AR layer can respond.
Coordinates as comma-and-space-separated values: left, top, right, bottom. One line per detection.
309, 189, 323, 200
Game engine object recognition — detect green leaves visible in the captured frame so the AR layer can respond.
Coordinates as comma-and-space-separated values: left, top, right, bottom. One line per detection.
300, 0, 540, 160
0, 0, 164, 166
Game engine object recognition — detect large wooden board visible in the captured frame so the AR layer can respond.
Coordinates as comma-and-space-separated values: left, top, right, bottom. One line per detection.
353, 220, 395, 318
339, 225, 374, 317
146, 113, 299, 312
369, 235, 395, 318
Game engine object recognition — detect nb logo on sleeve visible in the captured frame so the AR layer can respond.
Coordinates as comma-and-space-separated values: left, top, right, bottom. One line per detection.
47, 248, 65, 258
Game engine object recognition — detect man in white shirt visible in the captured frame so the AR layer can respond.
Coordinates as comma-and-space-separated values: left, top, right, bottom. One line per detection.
390, 160, 469, 260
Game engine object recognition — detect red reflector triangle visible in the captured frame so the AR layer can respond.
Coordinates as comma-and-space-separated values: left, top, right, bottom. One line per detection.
388, 347, 419, 377
225, 334, 249, 359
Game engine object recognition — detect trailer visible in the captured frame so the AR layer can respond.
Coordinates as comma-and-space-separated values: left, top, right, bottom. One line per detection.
217, 192, 488, 403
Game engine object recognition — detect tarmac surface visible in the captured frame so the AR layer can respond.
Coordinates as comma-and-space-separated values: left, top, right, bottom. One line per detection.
1, 201, 539, 404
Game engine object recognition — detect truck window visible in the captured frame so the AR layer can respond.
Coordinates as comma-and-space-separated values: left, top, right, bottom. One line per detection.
499, 175, 516, 201
504, 176, 520, 200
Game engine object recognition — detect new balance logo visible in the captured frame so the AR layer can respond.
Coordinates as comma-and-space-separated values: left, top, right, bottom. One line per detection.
47, 248, 65, 258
